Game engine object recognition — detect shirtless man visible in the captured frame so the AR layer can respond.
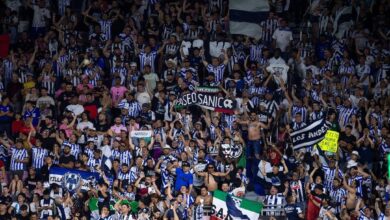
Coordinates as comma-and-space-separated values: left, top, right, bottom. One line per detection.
238, 111, 269, 159
194, 163, 230, 192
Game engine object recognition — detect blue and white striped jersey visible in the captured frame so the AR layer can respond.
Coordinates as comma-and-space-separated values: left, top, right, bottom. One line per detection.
32, 146, 48, 169
11, 147, 28, 171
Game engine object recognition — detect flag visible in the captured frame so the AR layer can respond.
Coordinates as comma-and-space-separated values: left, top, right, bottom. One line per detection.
211, 190, 262, 220
290, 118, 330, 151
49, 167, 100, 191
333, 6, 355, 39
229, 0, 269, 39
102, 155, 112, 171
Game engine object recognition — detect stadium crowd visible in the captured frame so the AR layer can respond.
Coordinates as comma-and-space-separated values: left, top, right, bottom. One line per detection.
0, 0, 389, 219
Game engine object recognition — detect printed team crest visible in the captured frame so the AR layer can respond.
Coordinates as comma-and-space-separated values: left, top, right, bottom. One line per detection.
221, 144, 243, 159
62, 172, 82, 192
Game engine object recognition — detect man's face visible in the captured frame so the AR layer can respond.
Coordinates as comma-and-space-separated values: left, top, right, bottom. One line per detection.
122, 165, 129, 173
250, 114, 257, 121
121, 204, 129, 213
295, 114, 302, 122
64, 147, 70, 154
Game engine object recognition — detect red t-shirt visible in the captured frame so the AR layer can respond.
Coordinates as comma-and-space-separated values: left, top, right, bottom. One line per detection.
306, 193, 322, 220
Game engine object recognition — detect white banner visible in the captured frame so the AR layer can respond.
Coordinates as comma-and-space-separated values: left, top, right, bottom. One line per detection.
130, 130, 152, 138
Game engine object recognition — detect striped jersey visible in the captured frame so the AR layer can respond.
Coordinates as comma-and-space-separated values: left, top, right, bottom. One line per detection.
264, 193, 285, 216
61, 141, 81, 160
99, 20, 112, 40
139, 51, 157, 73
119, 150, 132, 166
3, 59, 14, 80
260, 18, 279, 43
206, 64, 225, 82
292, 105, 308, 122
322, 166, 343, 191
329, 187, 347, 214
348, 175, 364, 197
87, 157, 102, 170
264, 99, 279, 118
118, 171, 131, 188
65, 68, 81, 87
11, 147, 28, 171
32, 146, 48, 169
249, 43, 265, 62
337, 106, 357, 127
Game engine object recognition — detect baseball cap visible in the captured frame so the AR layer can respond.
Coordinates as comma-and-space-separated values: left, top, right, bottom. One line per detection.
163, 144, 171, 150
351, 151, 360, 157
182, 161, 190, 167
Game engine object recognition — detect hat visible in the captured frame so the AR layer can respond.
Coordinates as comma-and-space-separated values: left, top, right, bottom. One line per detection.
351, 151, 359, 157
130, 62, 137, 67
82, 59, 91, 66
165, 58, 177, 67
182, 161, 190, 167
169, 91, 176, 96
163, 144, 171, 150
0, 199, 6, 205
347, 160, 358, 168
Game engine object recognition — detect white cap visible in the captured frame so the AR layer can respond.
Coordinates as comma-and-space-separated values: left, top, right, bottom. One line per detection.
163, 144, 171, 150
82, 59, 91, 66
351, 151, 360, 157
347, 160, 358, 168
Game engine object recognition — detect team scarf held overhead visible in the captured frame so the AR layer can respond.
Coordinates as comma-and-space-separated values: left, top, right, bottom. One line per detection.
290, 118, 331, 151
175, 87, 236, 114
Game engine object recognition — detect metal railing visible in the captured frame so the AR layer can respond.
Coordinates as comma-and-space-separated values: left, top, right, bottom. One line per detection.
201, 204, 285, 217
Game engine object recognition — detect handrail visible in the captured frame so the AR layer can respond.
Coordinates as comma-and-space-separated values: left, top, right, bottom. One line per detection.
201, 204, 286, 216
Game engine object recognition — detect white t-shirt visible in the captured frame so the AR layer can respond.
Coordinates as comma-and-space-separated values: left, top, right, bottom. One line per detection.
272, 28, 293, 52
136, 92, 151, 106
32, 5, 51, 28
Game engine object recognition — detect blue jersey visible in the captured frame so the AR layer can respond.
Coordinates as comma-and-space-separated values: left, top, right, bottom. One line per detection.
23, 107, 41, 127
0, 105, 12, 122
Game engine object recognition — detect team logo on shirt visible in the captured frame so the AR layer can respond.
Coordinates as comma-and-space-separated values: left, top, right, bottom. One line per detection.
62, 172, 82, 192
221, 144, 242, 159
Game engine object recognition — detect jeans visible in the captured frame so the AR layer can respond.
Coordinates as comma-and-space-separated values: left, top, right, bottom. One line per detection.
246, 139, 263, 157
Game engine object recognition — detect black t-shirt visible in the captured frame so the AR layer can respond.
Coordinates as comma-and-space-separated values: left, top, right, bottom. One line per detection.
25, 176, 39, 191
59, 154, 76, 165
42, 137, 56, 152
0, 212, 11, 220
339, 132, 357, 146
15, 214, 30, 220
284, 203, 302, 220
97, 191, 110, 210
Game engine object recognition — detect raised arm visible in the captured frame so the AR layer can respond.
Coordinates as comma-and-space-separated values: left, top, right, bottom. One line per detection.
222, 49, 229, 65
128, 134, 135, 150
